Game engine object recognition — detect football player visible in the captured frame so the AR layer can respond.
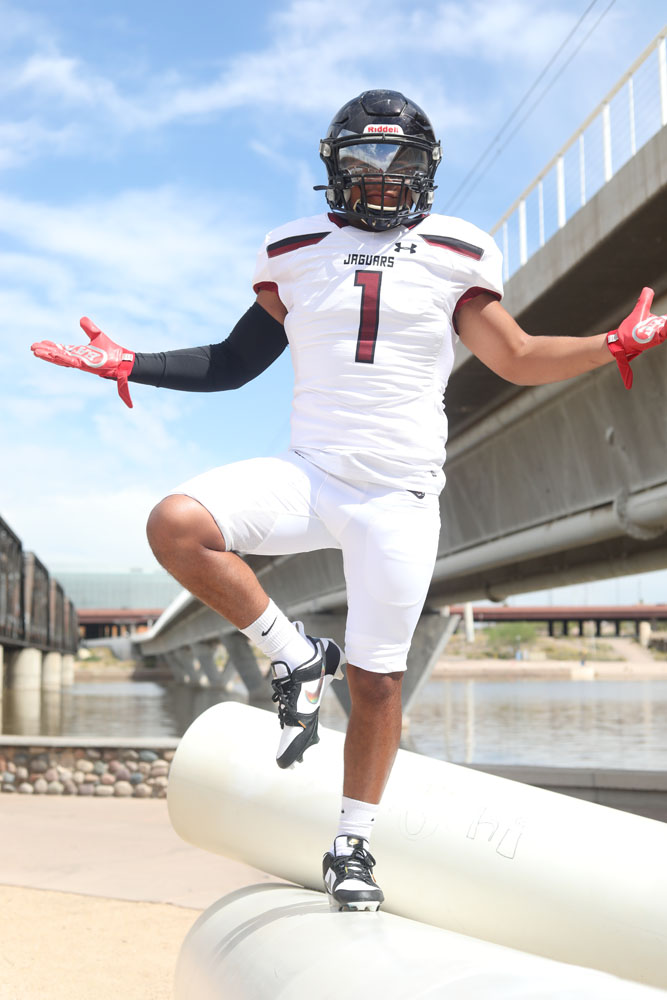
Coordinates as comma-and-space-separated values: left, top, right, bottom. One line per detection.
32, 90, 667, 912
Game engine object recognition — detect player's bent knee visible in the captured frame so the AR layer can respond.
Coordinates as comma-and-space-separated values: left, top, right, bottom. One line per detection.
347, 665, 403, 706
146, 495, 226, 562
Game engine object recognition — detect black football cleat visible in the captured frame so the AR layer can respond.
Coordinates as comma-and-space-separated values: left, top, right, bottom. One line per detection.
271, 622, 344, 769
322, 836, 384, 911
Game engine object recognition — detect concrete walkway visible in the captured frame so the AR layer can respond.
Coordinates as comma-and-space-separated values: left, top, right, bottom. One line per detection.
0, 796, 281, 1000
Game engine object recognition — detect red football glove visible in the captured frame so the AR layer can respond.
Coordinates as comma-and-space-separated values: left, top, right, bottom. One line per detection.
606, 287, 667, 389
31, 317, 135, 408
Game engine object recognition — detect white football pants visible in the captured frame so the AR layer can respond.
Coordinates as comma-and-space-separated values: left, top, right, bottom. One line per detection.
169, 450, 440, 673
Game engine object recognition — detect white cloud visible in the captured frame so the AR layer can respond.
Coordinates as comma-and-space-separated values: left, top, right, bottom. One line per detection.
0, 185, 266, 355
0, 178, 271, 571
0, 0, 48, 49
0, 0, 478, 136
419, 1, 582, 62
0, 0, 626, 181
0, 119, 78, 169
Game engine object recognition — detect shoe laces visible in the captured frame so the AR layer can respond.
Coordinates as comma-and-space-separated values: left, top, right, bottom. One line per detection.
271, 668, 298, 728
332, 845, 377, 884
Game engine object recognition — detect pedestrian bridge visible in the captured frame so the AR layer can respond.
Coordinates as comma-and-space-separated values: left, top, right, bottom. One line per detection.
136, 31, 667, 704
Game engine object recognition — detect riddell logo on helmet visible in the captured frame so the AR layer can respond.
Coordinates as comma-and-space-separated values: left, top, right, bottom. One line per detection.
364, 124, 404, 135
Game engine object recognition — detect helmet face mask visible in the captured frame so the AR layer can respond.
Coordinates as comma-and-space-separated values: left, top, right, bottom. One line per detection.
315, 90, 442, 232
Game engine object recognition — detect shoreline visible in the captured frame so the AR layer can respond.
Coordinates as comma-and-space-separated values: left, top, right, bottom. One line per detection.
77, 658, 667, 684
431, 657, 667, 681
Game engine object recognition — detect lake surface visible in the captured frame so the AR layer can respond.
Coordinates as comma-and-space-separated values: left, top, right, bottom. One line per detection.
3, 675, 667, 770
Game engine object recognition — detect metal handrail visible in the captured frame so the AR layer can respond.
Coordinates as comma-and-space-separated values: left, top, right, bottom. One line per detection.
492, 26, 667, 279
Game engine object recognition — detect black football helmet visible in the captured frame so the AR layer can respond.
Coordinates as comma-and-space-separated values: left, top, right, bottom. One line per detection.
314, 90, 442, 231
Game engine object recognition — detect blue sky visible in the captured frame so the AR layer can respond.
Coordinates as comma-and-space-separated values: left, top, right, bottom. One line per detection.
1, 0, 666, 605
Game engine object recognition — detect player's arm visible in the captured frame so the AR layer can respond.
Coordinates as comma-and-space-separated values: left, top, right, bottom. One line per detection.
31, 294, 288, 407
457, 288, 666, 389
131, 294, 287, 393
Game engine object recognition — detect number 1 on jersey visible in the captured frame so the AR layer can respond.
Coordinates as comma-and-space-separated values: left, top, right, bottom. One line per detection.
354, 270, 382, 364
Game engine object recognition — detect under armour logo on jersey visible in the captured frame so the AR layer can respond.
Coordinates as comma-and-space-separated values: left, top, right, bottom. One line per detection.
394, 242, 417, 253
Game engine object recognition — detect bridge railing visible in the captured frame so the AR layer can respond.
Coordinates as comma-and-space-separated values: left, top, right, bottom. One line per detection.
0, 514, 78, 653
23, 551, 49, 647
492, 27, 667, 280
0, 517, 23, 642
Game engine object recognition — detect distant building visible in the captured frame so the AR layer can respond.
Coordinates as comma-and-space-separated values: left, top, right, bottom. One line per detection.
54, 570, 183, 640
54, 569, 182, 610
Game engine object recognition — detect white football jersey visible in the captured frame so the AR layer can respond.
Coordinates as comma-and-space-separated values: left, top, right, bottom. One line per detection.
252, 212, 503, 493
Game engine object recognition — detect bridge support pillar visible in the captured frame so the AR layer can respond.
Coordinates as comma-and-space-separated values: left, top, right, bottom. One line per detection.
61, 654, 75, 686
163, 649, 204, 686
220, 634, 265, 697
403, 608, 462, 717
42, 651, 63, 691
191, 641, 225, 688
7, 648, 42, 690
0, 645, 4, 698
6, 688, 41, 734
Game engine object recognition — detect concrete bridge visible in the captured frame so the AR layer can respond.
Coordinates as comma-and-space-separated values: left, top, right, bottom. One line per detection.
0, 515, 79, 697
136, 32, 667, 707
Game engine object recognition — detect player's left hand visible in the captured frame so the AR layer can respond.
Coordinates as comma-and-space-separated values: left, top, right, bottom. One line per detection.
606, 287, 667, 389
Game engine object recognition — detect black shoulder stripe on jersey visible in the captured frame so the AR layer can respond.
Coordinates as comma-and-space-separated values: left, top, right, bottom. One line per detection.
418, 234, 484, 260
267, 231, 331, 257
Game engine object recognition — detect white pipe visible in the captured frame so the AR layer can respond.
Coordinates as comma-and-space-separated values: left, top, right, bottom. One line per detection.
175, 884, 667, 1000
168, 702, 667, 991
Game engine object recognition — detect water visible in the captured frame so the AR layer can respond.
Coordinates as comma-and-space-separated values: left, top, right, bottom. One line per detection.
3, 676, 667, 770
400, 678, 667, 769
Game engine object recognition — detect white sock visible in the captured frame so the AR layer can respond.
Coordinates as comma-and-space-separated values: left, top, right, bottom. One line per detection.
240, 599, 313, 677
334, 796, 378, 854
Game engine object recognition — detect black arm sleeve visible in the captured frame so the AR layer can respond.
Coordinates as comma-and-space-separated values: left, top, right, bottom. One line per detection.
129, 301, 288, 392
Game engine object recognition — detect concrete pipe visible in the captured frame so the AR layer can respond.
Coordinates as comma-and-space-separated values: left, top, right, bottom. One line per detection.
168, 702, 667, 990
174, 884, 667, 1000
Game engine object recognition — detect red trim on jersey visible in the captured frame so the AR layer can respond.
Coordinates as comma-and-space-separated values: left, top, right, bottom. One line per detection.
267, 231, 330, 257
452, 287, 501, 334
327, 213, 350, 228
419, 234, 484, 260
253, 280, 279, 295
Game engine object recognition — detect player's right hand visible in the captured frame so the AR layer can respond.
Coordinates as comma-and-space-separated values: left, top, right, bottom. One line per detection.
31, 317, 136, 408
